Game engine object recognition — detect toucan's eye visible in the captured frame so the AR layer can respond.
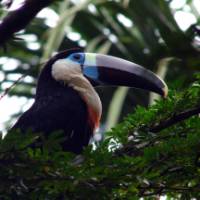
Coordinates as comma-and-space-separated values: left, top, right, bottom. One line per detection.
68, 53, 84, 64
73, 54, 81, 61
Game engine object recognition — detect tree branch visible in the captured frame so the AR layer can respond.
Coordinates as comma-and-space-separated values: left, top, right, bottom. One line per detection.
116, 105, 200, 156
138, 184, 200, 197
150, 106, 200, 133
0, 0, 54, 45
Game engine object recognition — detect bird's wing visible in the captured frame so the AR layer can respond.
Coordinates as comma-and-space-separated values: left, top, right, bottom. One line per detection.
11, 92, 93, 154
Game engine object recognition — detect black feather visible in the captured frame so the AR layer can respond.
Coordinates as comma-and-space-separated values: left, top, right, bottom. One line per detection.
12, 49, 92, 154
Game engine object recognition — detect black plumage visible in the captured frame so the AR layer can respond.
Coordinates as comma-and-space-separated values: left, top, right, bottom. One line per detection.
12, 49, 92, 154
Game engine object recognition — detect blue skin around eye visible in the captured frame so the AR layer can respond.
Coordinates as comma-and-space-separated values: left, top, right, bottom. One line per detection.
67, 53, 99, 80
67, 53, 85, 64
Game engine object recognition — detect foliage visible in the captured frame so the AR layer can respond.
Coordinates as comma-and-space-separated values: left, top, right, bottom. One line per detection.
0, 0, 200, 199
0, 75, 200, 199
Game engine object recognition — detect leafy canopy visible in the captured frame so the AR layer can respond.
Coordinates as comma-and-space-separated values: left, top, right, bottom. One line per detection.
1, 75, 200, 199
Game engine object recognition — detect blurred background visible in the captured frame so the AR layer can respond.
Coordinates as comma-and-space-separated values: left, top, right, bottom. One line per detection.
0, 0, 200, 135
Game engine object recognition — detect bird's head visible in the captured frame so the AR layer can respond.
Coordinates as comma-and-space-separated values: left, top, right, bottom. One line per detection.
48, 49, 168, 97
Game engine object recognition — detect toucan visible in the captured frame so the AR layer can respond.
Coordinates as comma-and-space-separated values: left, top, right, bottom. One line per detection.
11, 49, 168, 154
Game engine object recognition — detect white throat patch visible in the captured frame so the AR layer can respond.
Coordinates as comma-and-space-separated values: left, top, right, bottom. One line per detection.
52, 59, 81, 82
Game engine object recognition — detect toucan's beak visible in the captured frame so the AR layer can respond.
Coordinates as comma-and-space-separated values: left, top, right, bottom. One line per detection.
82, 53, 168, 97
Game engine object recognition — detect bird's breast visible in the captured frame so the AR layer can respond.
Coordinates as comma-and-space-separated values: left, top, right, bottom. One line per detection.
67, 75, 102, 132
82, 95, 101, 131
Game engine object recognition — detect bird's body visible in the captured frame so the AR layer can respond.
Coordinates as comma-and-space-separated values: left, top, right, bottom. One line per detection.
12, 86, 91, 153
11, 49, 168, 154
12, 50, 95, 153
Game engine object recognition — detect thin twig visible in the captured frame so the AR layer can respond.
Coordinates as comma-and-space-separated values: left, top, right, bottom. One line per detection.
150, 106, 200, 133
0, 73, 27, 101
